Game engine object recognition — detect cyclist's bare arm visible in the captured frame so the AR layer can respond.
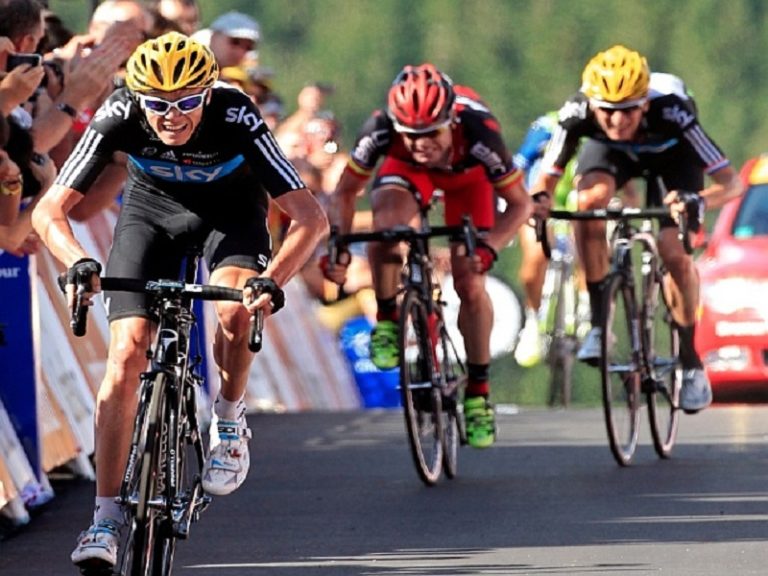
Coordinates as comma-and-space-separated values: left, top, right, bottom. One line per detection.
70, 153, 128, 221
694, 165, 742, 209
330, 166, 369, 234
31, 183, 89, 267
487, 176, 531, 252
663, 165, 743, 223
263, 187, 328, 289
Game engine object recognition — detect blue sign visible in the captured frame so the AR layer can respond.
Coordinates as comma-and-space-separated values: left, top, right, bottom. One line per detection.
0, 251, 41, 477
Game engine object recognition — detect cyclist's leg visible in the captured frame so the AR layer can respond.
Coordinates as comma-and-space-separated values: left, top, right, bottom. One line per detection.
367, 160, 425, 368
573, 141, 634, 362
442, 168, 499, 448
72, 206, 178, 569
515, 223, 546, 366
649, 162, 711, 413
202, 215, 272, 495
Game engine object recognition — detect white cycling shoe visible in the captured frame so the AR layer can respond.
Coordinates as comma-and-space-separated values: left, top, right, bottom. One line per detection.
680, 369, 713, 413
71, 518, 121, 570
514, 316, 542, 367
202, 416, 252, 496
576, 327, 602, 364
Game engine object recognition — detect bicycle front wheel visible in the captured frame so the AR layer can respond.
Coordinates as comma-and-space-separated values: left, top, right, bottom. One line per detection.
600, 273, 641, 466
130, 372, 169, 576
644, 270, 681, 458
399, 289, 443, 486
436, 320, 465, 480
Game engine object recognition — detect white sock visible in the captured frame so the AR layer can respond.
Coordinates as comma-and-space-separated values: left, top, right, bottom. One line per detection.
524, 307, 538, 326
214, 393, 246, 421
93, 496, 124, 526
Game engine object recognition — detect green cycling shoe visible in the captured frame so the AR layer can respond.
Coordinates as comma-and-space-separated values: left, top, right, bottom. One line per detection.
370, 320, 399, 369
463, 396, 496, 448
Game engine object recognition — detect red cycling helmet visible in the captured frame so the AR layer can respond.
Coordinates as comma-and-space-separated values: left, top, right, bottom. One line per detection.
387, 63, 455, 133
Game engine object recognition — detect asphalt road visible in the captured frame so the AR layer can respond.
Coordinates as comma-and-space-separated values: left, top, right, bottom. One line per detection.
1, 405, 767, 575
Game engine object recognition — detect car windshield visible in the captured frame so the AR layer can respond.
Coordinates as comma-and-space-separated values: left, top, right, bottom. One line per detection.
732, 183, 768, 238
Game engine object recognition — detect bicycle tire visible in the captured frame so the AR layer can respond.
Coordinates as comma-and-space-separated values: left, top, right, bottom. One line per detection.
399, 289, 444, 486
643, 269, 681, 458
437, 321, 465, 480
151, 383, 182, 576
600, 273, 641, 466
547, 261, 577, 408
130, 372, 168, 576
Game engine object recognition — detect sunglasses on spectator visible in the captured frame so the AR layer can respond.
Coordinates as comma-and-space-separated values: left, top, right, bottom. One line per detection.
138, 89, 209, 115
227, 37, 255, 50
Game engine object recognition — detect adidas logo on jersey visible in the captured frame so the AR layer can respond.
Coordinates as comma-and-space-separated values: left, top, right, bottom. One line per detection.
160, 150, 178, 161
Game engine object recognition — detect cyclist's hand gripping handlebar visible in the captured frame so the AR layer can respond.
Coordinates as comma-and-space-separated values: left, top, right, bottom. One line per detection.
58, 258, 102, 337
243, 277, 285, 352
321, 225, 351, 287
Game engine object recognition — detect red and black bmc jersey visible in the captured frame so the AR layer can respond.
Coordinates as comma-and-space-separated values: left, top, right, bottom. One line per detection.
346, 86, 520, 190
54, 83, 305, 203
541, 72, 730, 178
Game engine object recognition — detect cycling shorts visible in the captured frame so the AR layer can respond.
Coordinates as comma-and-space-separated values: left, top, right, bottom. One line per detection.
576, 139, 704, 228
104, 178, 271, 322
372, 157, 495, 229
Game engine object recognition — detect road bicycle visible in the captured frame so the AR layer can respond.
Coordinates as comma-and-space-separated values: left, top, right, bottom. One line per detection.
541, 205, 692, 466
537, 217, 584, 408
328, 212, 480, 486
66, 251, 270, 576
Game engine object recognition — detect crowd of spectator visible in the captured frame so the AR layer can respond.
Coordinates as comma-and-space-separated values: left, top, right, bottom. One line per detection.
0, 1, 340, 259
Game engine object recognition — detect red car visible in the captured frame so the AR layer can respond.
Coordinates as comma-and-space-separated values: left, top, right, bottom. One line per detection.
695, 155, 768, 402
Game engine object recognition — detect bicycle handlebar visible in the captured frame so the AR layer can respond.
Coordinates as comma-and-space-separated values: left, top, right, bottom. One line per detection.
328, 214, 479, 262
68, 277, 265, 352
536, 206, 693, 259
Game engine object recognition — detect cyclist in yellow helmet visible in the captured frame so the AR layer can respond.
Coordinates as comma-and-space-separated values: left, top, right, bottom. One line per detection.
32, 31, 327, 571
530, 44, 742, 413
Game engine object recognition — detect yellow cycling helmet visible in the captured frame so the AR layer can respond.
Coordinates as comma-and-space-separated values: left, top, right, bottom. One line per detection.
126, 31, 219, 93
581, 45, 650, 107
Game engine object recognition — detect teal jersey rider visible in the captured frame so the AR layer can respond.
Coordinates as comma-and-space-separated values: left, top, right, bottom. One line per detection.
514, 112, 577, 210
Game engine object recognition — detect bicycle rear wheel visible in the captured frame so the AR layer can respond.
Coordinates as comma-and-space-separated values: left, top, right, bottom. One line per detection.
600, 273, 641, 466
399, 289, 444, 486
643, 270, 681, 458
129, 372, 169, 576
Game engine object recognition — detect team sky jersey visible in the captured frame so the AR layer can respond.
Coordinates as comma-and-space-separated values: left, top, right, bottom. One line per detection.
55, 83, 305, 200
345, 88, 520, 191
540, 72, 729, 178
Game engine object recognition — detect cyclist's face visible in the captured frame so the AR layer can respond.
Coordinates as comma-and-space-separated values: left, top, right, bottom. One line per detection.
140, 88, 209, 146
399, 124, 453, 168
592, 102, 648, 141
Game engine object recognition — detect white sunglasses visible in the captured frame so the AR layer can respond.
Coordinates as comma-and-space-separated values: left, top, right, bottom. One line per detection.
138, 89, 209, 115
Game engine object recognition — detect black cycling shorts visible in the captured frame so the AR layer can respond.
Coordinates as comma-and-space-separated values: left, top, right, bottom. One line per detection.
104, 177, 272, 321
576, 139, 705, 228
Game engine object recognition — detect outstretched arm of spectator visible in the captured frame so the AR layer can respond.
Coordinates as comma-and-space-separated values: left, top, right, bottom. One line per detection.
31, 37, 133, 154
0, 150, 22, 225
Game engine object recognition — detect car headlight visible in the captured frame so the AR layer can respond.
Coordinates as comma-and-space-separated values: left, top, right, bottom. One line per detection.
702, 278, 768, 317
702, 345, 750, 372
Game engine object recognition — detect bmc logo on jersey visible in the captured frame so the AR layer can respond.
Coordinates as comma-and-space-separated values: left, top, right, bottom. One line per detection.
470, 142, 506, 176
662, 105, 694, 129
225, 106, 265, 132
94, 100, 133, 123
